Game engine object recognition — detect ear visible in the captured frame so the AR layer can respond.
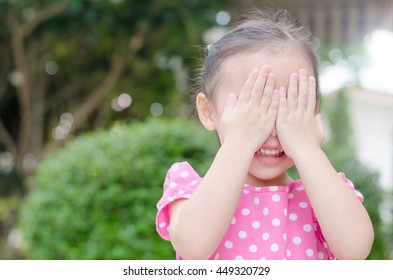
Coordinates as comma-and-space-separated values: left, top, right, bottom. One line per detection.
196, 93, 216, 131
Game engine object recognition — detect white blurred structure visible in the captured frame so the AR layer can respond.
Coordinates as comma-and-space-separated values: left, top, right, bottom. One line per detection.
346, 88, 393, 191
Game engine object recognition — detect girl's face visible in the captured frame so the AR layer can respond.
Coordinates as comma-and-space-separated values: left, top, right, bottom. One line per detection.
203, 49, 315, 186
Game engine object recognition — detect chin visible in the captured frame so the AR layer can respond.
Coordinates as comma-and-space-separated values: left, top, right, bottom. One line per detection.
247, 157, 294, 186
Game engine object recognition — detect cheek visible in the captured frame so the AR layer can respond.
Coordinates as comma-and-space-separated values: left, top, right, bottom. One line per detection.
211, 93, 229, 122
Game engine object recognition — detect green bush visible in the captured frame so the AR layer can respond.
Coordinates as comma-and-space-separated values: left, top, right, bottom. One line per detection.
19, 118, 218, 259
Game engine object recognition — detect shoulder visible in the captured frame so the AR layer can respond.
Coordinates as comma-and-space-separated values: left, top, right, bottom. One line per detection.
156, 161, 201, 240
164, 161, 201, 187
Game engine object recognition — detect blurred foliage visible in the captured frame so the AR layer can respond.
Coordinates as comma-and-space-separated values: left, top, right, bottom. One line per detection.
18, 118, 218, 259
0, 0, 231, 128
0, 0, 231, 259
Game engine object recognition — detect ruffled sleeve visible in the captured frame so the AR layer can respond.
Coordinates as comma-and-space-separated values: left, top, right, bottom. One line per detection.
338, 172, 364, 203
155, 161, 202, 240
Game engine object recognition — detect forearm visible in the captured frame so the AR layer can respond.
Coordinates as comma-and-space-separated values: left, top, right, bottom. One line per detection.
293, 148, 374, 259
169, 141, 254, 259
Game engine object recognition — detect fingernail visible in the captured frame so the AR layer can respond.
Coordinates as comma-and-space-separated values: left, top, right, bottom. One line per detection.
291, 73, 298, 81
299, 69, 307, 77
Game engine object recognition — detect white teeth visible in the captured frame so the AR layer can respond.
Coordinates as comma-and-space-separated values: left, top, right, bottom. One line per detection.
256, 148, 284, 157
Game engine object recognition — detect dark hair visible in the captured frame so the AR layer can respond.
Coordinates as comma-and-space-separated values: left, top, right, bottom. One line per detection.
194, 9, 320, 110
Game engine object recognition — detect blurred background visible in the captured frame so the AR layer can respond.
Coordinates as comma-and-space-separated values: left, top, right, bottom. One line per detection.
0, 0, 392, 259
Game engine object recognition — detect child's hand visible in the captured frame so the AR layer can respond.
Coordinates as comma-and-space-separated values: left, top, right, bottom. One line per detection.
219, 65, 279, 154
276, 69, 324, 161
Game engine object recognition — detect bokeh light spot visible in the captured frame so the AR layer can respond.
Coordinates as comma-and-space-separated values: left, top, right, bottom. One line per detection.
150, 103, 164, 117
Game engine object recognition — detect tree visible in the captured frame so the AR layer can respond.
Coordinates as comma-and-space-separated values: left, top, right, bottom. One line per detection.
0, 0, 231, 181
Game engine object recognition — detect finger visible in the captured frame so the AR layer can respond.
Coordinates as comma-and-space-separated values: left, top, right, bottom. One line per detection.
238, 68, 259, 103
315, 113, 325, 143
287, 73, 298, 113
259, 73, 276, 110
267, 88, 280, 119
277, 86, 287, 120
307, 76, 317, 115
249, 65, 270, 105
297, 69, 309, 111
221, 93, 237, 120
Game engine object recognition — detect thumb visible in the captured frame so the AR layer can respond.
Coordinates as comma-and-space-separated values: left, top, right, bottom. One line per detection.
315, 114, 325, 143
222, 93, 237, 119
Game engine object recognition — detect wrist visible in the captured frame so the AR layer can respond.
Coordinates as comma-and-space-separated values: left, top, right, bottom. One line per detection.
220, 139, 256, 158
290, 146, 325, 164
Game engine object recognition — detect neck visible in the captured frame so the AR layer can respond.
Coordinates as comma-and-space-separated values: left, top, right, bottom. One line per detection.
245, 172, 293, 187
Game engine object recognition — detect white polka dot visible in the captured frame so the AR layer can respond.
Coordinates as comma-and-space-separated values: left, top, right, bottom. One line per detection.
260, 257, 266, 260
252, 221, 260, 229
178, 190, 184, 195
303, 224, 312, 232
299, 202, 308, 208
289, 213, 298, 221
269, 186, 278, 192
263, 207, 269, 215
214, 253, 220, 260
323, 242, 328, 249
249, 245, 258, 253
243, 189, 250, 194
296, 185, 304, 191
288, 193, 295, 199
272, 194, 280, 202
286, 249, 291, 257
225, 241, 233, 249
184, 194, 191, 198
270, 243, 279, 252
169, 182, 177, 188
255, 187, 261, 192
241, 208, 250, 216
159, 222, 166, 228
306, 249, 314, 257
272, 218, 281, 227
190, 180, 198, 185
262, 232, 269, 240
293, 236, 302, 245
283, 233, 287, 241
238, 231, 247, 239
283, 208, 287, 216
180, 171, 189, 178
231, 217, 236, 224
235, 255, 244, 260
254, 197, 260, 205
318, 252, 325, 259
172, 165, 179, 172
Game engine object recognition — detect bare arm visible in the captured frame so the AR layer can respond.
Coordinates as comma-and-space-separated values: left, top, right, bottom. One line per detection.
276, 69, 374, 259
169, 66, 279, 259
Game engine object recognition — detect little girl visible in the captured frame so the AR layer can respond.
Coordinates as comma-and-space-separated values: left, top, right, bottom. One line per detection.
155, 9, 374, 260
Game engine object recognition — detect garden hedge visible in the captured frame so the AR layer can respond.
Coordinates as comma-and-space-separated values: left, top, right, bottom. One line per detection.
19, 118, 217, 259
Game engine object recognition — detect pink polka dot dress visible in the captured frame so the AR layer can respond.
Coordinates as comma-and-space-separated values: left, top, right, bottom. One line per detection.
156, 161, 364, 260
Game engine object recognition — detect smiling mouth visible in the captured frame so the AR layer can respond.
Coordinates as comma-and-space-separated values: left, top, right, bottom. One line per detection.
256, 148, 285, 157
